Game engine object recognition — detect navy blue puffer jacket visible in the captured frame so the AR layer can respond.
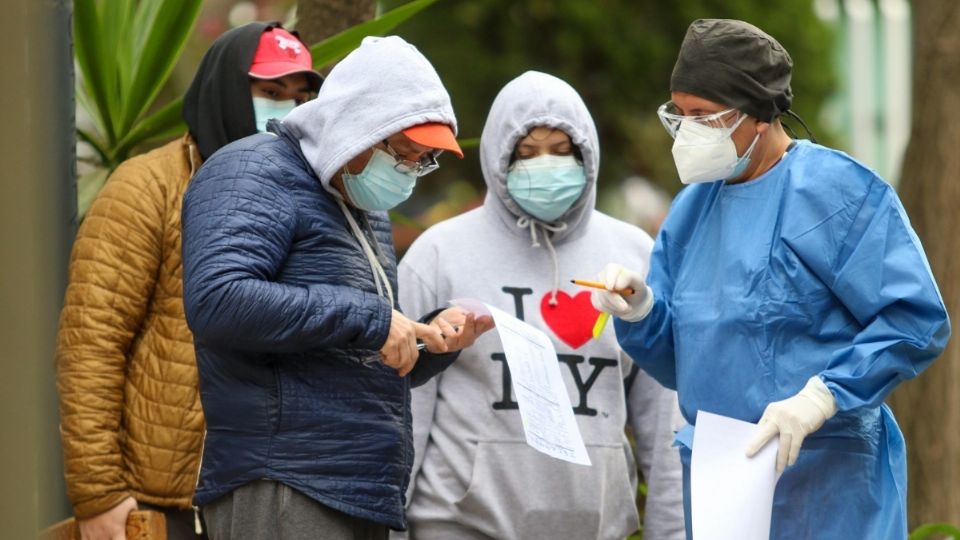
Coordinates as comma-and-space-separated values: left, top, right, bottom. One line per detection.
181, 125, 454, 529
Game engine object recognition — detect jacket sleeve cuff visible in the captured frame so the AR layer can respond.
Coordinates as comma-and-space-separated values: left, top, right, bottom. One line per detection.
409, 350, 459, 388
408, 307, 459, 387
360, 293, 394, 351
72, 490, 132, 520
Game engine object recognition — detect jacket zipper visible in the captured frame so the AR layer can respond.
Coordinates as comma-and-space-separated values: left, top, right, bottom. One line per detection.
191, 428, 206, 535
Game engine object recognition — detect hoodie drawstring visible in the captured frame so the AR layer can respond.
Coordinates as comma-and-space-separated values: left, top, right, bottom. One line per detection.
515, 216, 567, 306
336, 198, 395, 307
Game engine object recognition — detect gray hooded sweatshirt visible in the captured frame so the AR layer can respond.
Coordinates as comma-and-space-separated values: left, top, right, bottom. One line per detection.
395, 72, 685, 540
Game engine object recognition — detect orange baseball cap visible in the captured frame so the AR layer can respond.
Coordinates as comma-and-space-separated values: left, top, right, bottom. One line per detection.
404, 123, 464, 158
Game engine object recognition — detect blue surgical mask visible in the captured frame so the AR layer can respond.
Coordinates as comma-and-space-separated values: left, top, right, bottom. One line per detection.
342, 148, 418, 211
252, 97, 297, 132
506, 154, 587, 222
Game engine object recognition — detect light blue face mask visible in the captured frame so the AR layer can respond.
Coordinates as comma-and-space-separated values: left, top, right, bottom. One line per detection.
252, 97, 297, 132
506, 154, 587, 222
342, 148, 418, 211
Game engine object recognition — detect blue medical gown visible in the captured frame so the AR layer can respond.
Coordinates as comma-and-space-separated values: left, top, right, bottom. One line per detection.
615, 141, 950, 539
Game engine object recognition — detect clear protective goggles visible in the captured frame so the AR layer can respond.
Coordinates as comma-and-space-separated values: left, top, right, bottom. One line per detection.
657, 101, 746, 139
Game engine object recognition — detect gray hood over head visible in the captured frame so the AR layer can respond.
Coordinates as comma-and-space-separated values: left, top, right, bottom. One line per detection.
283, 35, 458, 191
480, 71, 599, 245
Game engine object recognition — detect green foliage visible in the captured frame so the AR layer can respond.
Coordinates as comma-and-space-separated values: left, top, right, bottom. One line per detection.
74, 0, 442, 216
384, 0, 837, 208
910, 523, 960, 540
75, 0, 202, 169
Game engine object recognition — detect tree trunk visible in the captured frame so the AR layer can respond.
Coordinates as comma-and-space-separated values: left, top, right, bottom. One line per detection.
295, 0, 377, 46
888, 0, 960, 528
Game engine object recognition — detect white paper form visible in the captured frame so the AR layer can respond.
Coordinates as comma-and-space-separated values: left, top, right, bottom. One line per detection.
691, 411, 780, 540
451, 298, 591, 466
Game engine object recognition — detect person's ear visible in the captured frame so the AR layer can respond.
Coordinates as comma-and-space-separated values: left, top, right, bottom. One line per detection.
756, 120, 771, 135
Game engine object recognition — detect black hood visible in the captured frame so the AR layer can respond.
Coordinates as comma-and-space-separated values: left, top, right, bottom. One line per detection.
182, 22, 269, 160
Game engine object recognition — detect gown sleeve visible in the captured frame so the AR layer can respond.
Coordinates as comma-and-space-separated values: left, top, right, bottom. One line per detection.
786, 179, 950, 411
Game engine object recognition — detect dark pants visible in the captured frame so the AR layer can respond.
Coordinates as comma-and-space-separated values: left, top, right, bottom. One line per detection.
202, 480, 388, 540
138, 502, 208, 540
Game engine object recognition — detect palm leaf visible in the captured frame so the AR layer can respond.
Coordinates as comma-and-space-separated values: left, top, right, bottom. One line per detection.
74, 0, 116, 143
113, 99, 186, 163
118, 0, 202, 135
97, 1, 137, 138
112, 2, 138, 96
76, 128, 110, 166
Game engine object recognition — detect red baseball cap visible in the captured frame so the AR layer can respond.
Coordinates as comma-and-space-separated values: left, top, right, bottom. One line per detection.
249, 27, 323, 91
404, 123, 464, 158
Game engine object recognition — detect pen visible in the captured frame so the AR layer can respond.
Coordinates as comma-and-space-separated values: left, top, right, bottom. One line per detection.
569, 279, 635, 296
363, 341, 433, 366
416, 326, 459, 351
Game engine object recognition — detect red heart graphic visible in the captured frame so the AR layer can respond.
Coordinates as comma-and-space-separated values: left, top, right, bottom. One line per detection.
540, 291, 601, 350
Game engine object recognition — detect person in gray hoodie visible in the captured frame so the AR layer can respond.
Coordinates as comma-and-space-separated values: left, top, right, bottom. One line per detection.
395, 71, 686, 540
181, 36, 493, 539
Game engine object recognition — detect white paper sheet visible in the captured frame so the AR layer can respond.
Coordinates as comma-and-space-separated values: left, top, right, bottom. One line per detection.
451, 298, 591, 466
691, 411, 780, 540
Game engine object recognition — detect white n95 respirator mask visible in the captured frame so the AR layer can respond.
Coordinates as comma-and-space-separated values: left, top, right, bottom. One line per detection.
671, 118, 759, 184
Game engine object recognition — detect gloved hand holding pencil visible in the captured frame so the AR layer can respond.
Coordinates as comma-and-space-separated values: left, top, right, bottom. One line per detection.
582, 263, 654, 322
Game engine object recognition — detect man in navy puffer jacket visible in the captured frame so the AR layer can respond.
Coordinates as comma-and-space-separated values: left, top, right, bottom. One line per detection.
181, 36, 493, 539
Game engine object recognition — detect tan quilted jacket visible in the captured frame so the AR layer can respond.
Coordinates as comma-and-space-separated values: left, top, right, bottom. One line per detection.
56, 134, 205, 519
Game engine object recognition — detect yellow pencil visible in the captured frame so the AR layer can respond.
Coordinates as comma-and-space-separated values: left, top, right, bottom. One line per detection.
570, 279, 635, 296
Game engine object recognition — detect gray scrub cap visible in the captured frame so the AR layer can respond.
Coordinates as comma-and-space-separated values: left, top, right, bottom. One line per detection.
670, 19, 793, 122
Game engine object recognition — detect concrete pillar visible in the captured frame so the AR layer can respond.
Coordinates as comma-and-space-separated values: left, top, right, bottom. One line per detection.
0, 0, 75, 534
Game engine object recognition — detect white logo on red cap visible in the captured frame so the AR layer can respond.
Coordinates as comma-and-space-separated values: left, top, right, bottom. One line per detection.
275, 35, 302, 56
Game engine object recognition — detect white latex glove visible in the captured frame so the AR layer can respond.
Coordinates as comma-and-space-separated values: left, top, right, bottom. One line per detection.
589, 263, 654, 322
745, 376, 838, 472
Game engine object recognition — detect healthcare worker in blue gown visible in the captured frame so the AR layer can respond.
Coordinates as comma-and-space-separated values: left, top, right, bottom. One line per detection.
591, 18, 950, 539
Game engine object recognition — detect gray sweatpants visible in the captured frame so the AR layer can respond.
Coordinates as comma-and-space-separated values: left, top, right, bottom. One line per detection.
138, 502, 207, 540
202, 480, 388, 540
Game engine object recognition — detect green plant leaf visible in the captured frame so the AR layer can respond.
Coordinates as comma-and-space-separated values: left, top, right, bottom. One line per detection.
76, 128, 110, 166
909, 523, 960, 540
111, 1, 138, 97
74, 0, 116, 144
131, 0, 165, 59
97, 1, 138, 138
309, 0, 442, 68
118, 0, 202, 135
77, 167, 111, 220
113, 98, 186, 164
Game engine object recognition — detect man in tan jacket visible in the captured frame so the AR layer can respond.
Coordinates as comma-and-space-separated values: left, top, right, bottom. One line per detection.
55, 22, 321, 540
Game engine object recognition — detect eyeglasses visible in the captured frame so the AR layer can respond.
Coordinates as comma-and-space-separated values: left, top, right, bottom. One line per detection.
657, 101, 745, 139
382, 139, 440, 177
